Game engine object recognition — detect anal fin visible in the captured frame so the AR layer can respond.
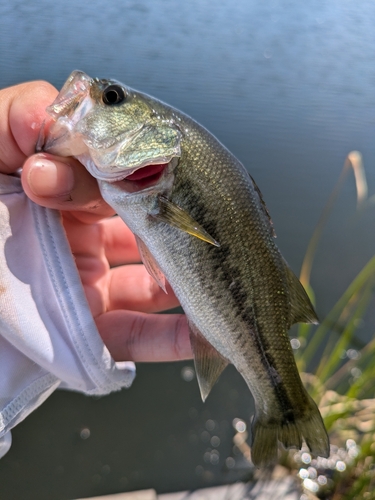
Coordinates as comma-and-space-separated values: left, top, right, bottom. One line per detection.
188, 321, 228, 402
135, 235, 167, 294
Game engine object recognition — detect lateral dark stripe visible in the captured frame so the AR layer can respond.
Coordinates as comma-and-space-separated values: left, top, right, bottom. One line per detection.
172, 176, 297, 423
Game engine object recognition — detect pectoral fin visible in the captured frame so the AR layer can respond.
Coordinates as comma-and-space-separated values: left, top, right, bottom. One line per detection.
152, 196, 220, 247
189, 322, 228, 401
135, 235, 167, 293
284, 261, 319, 326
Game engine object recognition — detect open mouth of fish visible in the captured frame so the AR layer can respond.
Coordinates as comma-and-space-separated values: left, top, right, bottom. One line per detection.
92, 159, 174, 194
121, 162, 168, 190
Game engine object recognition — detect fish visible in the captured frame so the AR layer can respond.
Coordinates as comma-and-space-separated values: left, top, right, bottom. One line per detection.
40, 70, 329, 467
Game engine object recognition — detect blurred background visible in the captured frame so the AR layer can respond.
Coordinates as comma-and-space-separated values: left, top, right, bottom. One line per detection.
0, 0, 374, 498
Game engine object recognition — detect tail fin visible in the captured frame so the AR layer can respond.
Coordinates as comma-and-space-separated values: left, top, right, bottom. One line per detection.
250, 397, 329, 467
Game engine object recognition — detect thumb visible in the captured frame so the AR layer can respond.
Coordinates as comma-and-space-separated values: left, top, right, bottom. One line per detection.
21, 153, 115, 222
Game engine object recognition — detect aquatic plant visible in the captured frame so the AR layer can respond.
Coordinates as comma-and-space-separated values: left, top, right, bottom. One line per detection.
291, 151, 375, 499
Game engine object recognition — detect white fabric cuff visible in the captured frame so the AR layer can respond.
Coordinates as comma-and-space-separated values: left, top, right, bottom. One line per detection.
0, 173, 135, 449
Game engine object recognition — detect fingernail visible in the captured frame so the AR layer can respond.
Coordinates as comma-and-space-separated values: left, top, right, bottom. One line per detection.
28, 155, 74, 197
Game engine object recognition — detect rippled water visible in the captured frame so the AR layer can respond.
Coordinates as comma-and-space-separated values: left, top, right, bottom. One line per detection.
1, 1, 375, 498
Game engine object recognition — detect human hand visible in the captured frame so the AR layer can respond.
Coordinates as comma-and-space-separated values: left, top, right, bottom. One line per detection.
0, 81, 191, 362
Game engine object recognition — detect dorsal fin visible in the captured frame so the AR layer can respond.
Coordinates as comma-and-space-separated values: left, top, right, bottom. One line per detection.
188, 321, 229, 402
283, 260, 318, 326
249, 174, 276, 238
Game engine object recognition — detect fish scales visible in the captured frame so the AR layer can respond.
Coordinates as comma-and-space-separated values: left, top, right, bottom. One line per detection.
40, 70, 329, 466
170, 125, 310, 414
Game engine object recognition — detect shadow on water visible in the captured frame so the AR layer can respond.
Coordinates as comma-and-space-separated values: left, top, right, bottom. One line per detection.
0, 0, 375, 497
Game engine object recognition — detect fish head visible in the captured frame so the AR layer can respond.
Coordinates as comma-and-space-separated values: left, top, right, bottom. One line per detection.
41, 70, 181, 185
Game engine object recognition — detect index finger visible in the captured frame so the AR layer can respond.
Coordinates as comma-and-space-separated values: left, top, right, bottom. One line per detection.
0, 81, 57, 173
96, 310, 192, 362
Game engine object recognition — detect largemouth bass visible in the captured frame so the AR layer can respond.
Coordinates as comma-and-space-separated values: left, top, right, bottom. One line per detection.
40, 70, 329, 466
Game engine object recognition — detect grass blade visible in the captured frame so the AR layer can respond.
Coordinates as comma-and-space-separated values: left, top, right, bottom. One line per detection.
316, 278, 374, 383
299, 255, 375, 371
300, 151, 367, 289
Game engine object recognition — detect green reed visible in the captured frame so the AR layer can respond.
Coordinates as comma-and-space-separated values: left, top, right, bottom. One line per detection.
291, 151, 375, 499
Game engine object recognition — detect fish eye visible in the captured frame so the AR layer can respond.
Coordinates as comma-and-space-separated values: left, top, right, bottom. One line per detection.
102, 85, 126, 105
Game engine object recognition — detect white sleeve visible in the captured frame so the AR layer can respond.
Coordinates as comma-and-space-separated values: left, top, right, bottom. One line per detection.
0, 173, 135, 456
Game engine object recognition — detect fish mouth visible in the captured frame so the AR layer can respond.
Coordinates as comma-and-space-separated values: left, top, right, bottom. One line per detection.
120, 162, 170, 192
124, 163, 166, 181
